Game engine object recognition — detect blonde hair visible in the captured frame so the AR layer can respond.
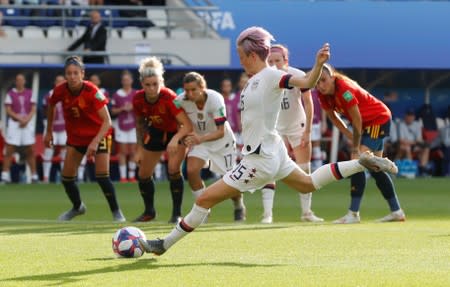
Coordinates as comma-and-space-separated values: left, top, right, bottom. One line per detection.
138, 57, 164, 82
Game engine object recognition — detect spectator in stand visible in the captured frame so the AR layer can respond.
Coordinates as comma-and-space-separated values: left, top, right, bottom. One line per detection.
42, 75, 66, 183
2, 73, 39, 183
233, 72, 249, 160
440, 106, 450, 176
0, 7, 5, 38
108, 0, 154, 27
220, 78, 241, 140
89, 74, 110, 99
396, 108, 430, 176
111, 70, 138, 183
383, 119, 399, 160
67, 10, 107, 64
89, 0, 104, 4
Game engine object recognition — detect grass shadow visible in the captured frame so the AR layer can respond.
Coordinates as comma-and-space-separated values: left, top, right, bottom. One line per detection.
5, 258, 285, 286
0, 221, 301, 236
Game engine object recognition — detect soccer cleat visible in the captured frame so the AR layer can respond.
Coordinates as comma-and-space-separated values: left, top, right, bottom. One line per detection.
333, 211, 360, 224
358, 151, 398, 174
138, 238, 166, 256
112, 209, 126, 222
168, 215, 182, 224
260, 213, 273, 224
132, 212, 156, 223
58, 202, 86, 221
119, 178, 128, 183
234, 207, 247, 222
376, 209, 406, 222
301, 211, 324, 222
128, 177, 137, 183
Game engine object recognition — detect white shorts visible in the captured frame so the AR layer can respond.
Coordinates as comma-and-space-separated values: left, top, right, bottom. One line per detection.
311, 123, 322, 141
279, 125, 305, 149
114, 128, 137, 144
188, 141, 236, 175
52, 131, 67, 146
223, 140, 298, 192
43, 122, 67, 146
5, 119, 36, 146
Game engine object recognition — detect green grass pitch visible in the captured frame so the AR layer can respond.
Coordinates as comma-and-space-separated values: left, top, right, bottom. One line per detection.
0, 178, 449, 286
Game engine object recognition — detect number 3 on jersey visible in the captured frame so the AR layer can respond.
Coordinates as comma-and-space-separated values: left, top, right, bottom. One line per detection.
71, 107, 80, 118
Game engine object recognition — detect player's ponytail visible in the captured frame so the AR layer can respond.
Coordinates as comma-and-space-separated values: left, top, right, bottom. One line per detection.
323, 63, 360, 87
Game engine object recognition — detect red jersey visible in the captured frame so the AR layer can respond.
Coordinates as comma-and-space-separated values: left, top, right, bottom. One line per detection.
133, 87, 183, 133
318, 78, 391, 127
49, 80, 111, 146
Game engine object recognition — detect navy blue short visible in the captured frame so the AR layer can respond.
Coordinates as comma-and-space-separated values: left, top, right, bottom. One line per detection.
68, 135, 112, 154
361, 120, 391, 152
143, 126, 176, 152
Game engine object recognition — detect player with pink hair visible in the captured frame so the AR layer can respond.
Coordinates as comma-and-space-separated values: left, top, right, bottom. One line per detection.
138, 26, 398, 256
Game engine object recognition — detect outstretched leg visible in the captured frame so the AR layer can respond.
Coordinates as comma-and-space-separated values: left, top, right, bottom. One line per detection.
139, 179, 240, 255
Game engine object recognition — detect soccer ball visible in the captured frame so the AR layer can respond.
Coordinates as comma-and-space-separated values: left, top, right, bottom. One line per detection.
112, 226, 147, 258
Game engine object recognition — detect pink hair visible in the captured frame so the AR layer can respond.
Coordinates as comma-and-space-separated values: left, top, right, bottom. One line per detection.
236, 26, 274, 61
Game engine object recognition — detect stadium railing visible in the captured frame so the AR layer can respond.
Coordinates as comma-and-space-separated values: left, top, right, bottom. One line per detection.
0, 51, 190, 66
0, 3, 220, 37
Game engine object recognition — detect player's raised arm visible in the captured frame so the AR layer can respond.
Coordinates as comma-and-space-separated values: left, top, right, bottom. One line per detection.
289, 43, 330, 89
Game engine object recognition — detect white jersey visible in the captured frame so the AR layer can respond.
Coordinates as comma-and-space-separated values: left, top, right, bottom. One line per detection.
177, 89, 235, 151
240, 67, 289, 155
276, 66, 307, 135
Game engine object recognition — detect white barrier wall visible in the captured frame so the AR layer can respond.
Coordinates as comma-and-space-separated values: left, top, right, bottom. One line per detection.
0, 38, 230, 66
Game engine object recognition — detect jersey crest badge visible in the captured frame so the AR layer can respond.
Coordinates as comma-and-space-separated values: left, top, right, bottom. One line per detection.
95, 91, 106, 101
197, 113, 204, 120
343, 91, 353, 102
218, 107, 225, 117
251, 79, 259, 90
173, 99, 182, 108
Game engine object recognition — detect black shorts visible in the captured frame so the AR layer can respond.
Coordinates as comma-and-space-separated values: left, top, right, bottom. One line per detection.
143, 126, 176, 152
68, 135, 112, 155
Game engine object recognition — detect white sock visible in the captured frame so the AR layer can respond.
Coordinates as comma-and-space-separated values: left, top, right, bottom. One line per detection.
300, 193, 312, 214
163, 204, 210, 250
119, 164, 127, 179
128, 161, 136, 178
192, 187, 205, 199
78, 156, 87, 181
43, 148, 54, 179
311, 160, 364, 190
261, 186, 275, 217
298, 162, 312, 214
311, 146, 323, 171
